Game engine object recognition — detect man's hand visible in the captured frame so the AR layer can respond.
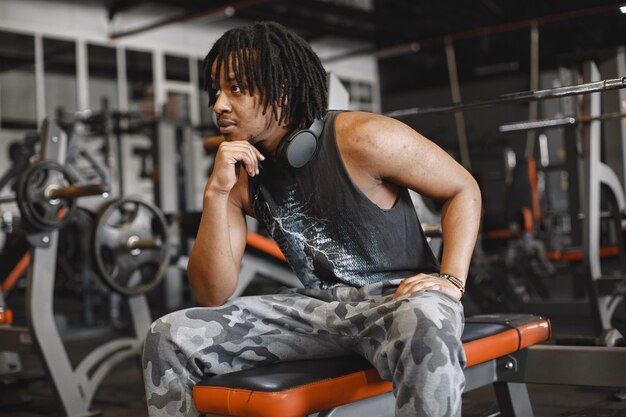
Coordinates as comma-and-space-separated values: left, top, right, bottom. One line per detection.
207, 141, 265, 196
393, 273, 463, 301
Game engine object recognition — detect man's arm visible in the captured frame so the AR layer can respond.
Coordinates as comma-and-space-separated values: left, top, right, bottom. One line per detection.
187, 141, 264, 306
336, 112, 481, 300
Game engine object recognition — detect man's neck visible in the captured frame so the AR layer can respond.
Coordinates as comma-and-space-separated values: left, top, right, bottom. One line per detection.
257, 124, 291, 157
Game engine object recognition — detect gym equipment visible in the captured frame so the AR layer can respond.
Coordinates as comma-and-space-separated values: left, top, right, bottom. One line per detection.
15, 160, 108, 232
0, 120, 154, 417
64, 122, 112, 190
0, 288, 31, 406
409, 191, 443, 256
492, 62, 626, 343
0, 127, 110, 233
476, 156, 556, 308
386, 77, 626, 118
93, 196, 170, 296
581, 63, 625, 343
0, 132, 39, 195
498, 111, 626, 133
194, 315, 550, 417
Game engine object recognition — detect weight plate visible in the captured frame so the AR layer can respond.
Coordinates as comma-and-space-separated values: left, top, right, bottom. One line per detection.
92, 196, 169, 296
16, 160, 76, 231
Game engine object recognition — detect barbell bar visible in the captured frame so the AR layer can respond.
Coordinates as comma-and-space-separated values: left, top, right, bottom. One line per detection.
0, 195, 16, 204
46, 183, 109, 200
385, 77, 626, 118
1, 183, 108, 205
499, 111, 626, 133
126, 237, 163, 251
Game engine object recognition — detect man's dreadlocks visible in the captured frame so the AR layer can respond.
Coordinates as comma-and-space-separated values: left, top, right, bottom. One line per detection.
203, 21, 328, 129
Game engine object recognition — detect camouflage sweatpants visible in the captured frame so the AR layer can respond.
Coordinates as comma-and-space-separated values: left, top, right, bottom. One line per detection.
143, 279, 466, 417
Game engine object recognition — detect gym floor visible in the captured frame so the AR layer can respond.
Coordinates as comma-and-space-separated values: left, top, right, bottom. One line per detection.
2, 268, 626, 417
3, 350, 626, 417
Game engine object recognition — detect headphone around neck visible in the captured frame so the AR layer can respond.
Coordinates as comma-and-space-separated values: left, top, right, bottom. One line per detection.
275, 119, 324, 169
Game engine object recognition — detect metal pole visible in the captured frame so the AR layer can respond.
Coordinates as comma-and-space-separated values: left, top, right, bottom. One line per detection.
525, 22, 539, 158
76, 39, 88, 112
385, 77, 626, 118
581, 61, 623, 333
444, 37, 471, 170
600, 46, 626, 196
35, 34, 45, 125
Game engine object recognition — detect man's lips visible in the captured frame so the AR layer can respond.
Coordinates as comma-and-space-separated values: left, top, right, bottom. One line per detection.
218, 120, 236, 133
219, 125, 235, 134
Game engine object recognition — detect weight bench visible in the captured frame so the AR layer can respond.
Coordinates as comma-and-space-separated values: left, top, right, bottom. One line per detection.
192, 234, 551, 417
193, 314, 549, 417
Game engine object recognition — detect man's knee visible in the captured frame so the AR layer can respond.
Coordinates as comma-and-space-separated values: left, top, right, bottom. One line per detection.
143, 314, 174, 372
399, 290, 462, 328
391, 291, 464, 362
143, 309, 199, 368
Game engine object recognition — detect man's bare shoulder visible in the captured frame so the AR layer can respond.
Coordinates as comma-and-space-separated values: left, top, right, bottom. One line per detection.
335, 111, 420, 166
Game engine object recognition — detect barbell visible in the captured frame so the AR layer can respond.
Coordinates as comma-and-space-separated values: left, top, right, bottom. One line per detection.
15, 160, 108, 232
499, 111, 626, 133
6, 161, 169, 296
385, 77, 626, 118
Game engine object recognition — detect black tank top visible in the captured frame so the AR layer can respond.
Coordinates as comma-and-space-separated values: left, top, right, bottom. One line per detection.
250, 111, 439, 289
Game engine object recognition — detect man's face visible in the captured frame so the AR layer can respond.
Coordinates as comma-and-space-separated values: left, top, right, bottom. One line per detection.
210, 60, 278, 144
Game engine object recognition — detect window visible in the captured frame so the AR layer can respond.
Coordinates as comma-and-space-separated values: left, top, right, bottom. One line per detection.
126, 49, 154, 117
165, 54, 190, 82
0, 31, 37, 129
43, 37, 77, 118
197, 59, 213, 129
339, 77, 374, 111
88, 44, 118, 111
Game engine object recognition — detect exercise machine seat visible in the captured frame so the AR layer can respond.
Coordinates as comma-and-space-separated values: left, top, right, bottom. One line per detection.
192, 313, 550, 417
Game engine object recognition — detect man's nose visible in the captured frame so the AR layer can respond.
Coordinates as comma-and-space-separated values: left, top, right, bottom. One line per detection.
214, 92, 231, 114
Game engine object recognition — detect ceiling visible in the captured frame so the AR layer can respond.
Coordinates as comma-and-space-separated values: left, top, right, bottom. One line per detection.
95, 0, 626, 93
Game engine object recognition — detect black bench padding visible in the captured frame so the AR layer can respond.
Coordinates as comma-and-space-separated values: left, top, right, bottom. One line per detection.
196, 314, 523, 392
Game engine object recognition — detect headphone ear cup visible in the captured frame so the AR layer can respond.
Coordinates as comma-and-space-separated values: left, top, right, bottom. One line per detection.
276, 120, 322, 168
282, 131, 318, 168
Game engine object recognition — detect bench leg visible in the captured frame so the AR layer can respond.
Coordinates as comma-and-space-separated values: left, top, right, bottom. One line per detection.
312, 392, 395, 417
494, 382, 534, 417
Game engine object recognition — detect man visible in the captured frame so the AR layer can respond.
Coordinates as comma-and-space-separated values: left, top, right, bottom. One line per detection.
143, 21, 481, 417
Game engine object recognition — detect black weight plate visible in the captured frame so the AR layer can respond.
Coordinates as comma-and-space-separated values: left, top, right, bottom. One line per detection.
92, 196, 169, 296
16, 160, 76, 231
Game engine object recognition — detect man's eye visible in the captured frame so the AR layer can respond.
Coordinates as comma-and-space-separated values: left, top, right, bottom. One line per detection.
231, 85, 241, 93
214, 89, 222, 97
